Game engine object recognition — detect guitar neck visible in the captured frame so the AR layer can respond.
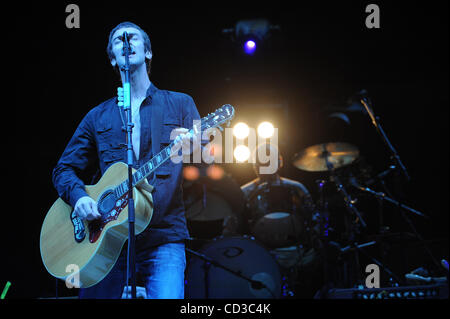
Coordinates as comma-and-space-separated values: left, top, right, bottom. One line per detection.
111, 103, 234, 198
114, 140, 177, 198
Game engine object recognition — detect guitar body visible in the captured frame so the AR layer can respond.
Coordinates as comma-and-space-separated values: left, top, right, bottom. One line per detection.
40, 162, 154, 288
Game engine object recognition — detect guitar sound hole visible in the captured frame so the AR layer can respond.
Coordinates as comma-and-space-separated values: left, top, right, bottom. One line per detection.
98, 190, 117, 216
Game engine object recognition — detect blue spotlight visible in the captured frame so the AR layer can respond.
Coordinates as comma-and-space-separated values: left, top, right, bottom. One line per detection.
244, 39, 257, 55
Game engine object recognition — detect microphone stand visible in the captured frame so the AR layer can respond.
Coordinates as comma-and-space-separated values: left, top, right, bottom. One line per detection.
360, 97, 410, 182
354, 185, 428, 219
186, 248, 277, 298
360, 94, 441, 272
315, 179, 333, 298
361, 182, 442, 272
122, 32, 137, 299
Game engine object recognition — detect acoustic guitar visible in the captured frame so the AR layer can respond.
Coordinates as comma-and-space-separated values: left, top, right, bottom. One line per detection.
40, 104, 235, 288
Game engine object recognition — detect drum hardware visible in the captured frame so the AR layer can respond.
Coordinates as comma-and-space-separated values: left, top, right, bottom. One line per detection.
318, 145, 366, 229
340, 240, 377, 253
185, 247, 277, 298
185, 236, 282, 299
245, 180, 309, 249
315, 178, 333, 298
302, 144, 404, 290
183, 168, 245, 240
326, 156, 407, 287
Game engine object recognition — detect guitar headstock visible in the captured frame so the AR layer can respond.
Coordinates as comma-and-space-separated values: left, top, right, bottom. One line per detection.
200, 104, 235, 132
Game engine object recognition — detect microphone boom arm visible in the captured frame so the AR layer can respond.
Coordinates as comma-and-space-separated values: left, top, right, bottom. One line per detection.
360, 97, 411, 182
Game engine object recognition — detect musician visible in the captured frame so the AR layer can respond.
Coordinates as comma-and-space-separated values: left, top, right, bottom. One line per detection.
241, 143, 324, 297
52, 21, 200, 299
241, 143, 318, 237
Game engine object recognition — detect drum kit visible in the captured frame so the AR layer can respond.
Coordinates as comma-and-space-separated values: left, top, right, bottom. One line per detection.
183, 96, 433, 299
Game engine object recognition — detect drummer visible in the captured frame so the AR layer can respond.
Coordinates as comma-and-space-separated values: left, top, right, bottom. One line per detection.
241, 143, 314, 210
241, 143, 324, 297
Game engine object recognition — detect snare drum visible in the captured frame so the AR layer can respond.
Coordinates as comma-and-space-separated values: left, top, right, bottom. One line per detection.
185, 236, 282, 299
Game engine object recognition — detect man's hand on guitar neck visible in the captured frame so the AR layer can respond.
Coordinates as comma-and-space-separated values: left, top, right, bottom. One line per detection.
171, 127, 201, 156
74, 196, 101, 221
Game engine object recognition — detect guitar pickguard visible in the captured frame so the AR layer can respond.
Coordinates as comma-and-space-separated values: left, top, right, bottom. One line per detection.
88, 192, 129, 243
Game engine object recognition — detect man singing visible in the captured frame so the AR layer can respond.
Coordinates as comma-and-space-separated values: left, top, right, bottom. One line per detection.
52, 21, 200, 299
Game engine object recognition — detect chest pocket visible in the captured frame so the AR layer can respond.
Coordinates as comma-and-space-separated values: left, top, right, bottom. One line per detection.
160, 113, 182, 144
96, 123, 125, 167
98, 142, 124, 165
156, 115, 182, 178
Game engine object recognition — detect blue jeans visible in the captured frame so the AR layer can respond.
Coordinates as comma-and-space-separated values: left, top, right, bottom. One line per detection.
79, 242, 186, 299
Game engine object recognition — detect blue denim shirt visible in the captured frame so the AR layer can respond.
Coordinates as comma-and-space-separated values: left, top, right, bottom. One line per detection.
52, 83, 200, 249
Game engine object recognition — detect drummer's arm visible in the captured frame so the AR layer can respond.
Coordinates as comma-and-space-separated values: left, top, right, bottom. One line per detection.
240, 179, 259, 201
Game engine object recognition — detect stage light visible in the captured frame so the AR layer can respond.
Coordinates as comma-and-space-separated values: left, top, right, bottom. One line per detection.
207, 164, 225, 180
234, 145, 250, 162
257, 121, 274, 138
222, 19, 280, 56
183, 166, 200, 181
233, 122, 250, 139
243, 39, 257, 55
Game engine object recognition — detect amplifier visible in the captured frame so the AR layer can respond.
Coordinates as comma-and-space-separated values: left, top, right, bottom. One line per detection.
323, 283, 448, 299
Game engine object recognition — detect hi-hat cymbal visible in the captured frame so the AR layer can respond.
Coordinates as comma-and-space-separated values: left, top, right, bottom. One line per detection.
293, 142, 359, 172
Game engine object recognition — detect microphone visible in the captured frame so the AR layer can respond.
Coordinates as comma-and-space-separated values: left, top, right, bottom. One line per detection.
120, 32, 132, 56
119, 31, 131, 43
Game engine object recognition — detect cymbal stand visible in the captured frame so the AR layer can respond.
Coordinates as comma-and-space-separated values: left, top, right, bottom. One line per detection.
323, 150, 366, 287
315, 179, 332, 297
323, 149, 402, 286
323, 153, 367, 229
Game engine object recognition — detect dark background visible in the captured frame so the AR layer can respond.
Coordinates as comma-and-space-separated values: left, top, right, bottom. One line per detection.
8, 1, 448, 298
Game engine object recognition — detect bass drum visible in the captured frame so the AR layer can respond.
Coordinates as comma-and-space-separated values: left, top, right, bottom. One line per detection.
185, 236, 282, 299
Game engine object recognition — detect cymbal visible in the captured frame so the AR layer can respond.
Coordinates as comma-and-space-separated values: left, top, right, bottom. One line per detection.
293, 142, 359, 172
